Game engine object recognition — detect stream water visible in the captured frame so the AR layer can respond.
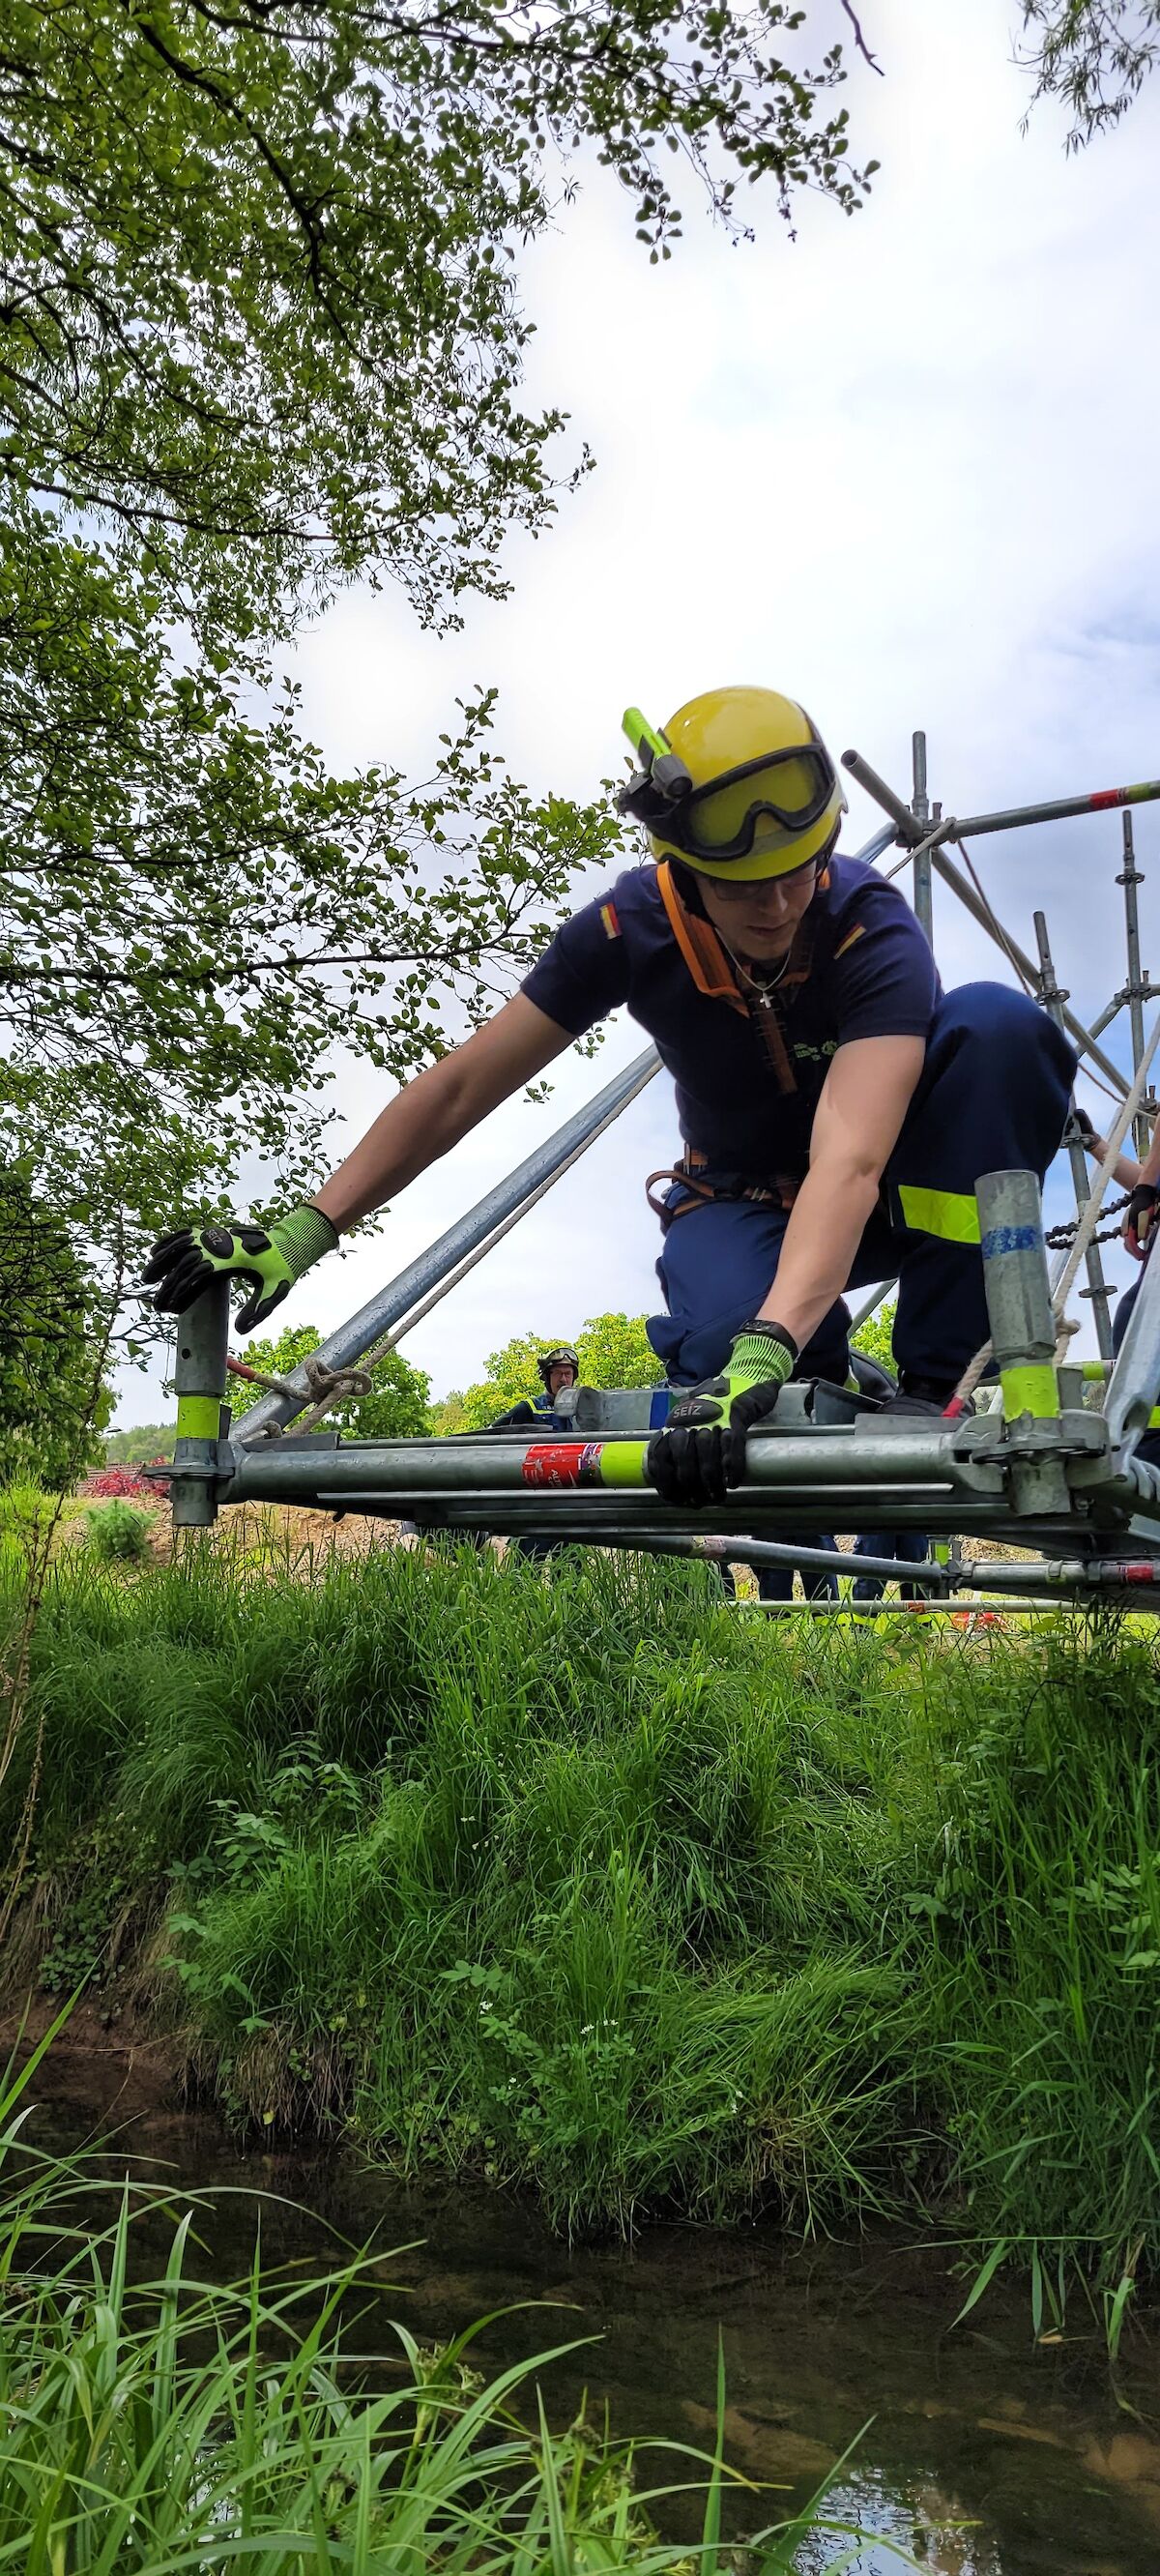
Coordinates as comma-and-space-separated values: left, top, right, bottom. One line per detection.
22, 2058, 1160, 2576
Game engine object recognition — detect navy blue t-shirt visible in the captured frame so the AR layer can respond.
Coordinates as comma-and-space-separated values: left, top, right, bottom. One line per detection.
521, 856, 939, 1180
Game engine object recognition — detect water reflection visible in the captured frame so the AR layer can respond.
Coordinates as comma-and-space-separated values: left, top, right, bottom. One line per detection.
23, 2088, 1160, 2575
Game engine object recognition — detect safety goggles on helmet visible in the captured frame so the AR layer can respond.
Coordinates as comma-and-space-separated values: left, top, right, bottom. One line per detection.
617, 707, 839, 865
538, 1345, 578, 1382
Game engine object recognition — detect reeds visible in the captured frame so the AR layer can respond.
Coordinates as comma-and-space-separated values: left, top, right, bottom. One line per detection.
0, 2018, 898, 2571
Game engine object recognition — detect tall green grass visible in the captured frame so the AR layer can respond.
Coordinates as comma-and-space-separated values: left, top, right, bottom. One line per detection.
0, 2023, 889, 2571
4, 1536, 1160, 2294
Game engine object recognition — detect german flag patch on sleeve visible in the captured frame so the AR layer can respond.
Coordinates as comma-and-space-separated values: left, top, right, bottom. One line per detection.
599, 901, 621, 941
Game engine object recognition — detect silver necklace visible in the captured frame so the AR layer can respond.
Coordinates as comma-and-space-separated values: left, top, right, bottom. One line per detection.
717, 930, 794, 1009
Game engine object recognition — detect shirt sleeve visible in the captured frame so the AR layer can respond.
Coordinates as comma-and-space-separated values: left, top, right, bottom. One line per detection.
520, 890, 631, 1038
832, 882, 939, 1043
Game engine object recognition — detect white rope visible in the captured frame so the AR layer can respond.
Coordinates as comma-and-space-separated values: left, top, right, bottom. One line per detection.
948, 1012, 1160, 1410
1050, 1011, 1160, 1346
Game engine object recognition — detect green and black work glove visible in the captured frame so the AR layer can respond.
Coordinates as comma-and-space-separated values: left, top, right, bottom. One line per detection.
142, 1203, 340, 1335
647, 1322, 798, 1507
1125, 1183, 1159, 1260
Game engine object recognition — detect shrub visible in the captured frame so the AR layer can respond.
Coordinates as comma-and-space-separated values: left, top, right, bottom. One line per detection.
84, 1501, 155, 1561
83, 1463, 162, 1502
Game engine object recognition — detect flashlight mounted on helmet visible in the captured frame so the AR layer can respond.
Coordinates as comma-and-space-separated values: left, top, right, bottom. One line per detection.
615, 691, 846, 881
617, 709, 693, 825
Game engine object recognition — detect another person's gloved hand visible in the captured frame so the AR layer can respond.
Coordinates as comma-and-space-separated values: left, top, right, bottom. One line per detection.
1125, 1183, 1159, 1261
142, 1203, 339, 1333
1070, 1104, 1100, 1154
647, 1322, 797, 1506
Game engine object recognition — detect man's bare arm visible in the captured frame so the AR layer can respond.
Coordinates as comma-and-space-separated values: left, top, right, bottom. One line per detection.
312, 995, 575, 1233
756, 1035, 927, 1353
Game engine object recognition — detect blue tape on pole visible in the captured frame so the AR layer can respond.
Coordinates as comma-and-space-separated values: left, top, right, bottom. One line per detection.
980, 1223, 1040, 1259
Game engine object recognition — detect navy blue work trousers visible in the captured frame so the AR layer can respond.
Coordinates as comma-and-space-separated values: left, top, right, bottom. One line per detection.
648, 983, 1075, 1389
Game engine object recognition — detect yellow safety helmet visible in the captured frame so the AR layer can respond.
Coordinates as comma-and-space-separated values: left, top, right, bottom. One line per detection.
617, 687, 847, 882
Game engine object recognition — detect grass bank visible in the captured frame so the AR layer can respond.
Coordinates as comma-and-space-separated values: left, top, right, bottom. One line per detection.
3, 1536, 1160, 2299
1, 2028, 871, 2573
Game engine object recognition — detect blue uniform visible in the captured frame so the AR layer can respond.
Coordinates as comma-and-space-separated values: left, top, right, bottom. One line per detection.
524, 856, 1075, 1390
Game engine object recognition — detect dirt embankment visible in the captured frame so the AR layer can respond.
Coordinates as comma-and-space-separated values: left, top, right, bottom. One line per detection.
1, 1992, 188, 2124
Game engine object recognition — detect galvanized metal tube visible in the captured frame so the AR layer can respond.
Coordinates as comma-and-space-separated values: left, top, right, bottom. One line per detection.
736, 1600, 1069, 1617
1118, 814, 1152, 1159
1088, 990, 1126, 1041
1104, 1228, 1160, 1461
945, 778, 1160, 842
842, 748, 917, 842
585, 1528, 952, 1589
236, 1044, 661, 1441
218, 1427, 967, 1517
847, 1281, 898, 1335
930, 843, 1129, 1095
843, 749, 1160, 853
551, 1525, 1160, 1601
975, 1169, 1070, 1515
1034, 910, 1114, 1361
911, 730, 934, 947
335, 1484, 983, 1529
843, 750, 1133, 1099
170, 1280, 230, 1528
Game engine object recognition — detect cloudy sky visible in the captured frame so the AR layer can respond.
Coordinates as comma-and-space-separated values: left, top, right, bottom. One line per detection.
120, 0, 1160, 1420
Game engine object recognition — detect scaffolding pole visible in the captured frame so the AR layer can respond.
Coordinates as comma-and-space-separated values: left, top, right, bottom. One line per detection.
843, 746, 1142, 1100
1119, 811, 1153, 1159
235, 1044, 661, 1443
911, 729, 933, 947
1033, 910, 1115, 1361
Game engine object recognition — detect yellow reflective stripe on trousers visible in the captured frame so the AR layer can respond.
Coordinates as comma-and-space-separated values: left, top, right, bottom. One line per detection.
897, 1184, 981, 1245
176, 1395, 221, 1440
1000, 1363, 1059, 1420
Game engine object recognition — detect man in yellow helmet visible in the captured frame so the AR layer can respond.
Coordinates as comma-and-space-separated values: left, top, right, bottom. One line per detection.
145, 687, 1075, 1510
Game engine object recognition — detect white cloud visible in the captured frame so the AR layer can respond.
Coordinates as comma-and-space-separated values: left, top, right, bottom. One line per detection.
117, 0, 1160, 1419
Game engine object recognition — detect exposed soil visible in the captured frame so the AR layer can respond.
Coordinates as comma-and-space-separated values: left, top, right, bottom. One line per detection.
1, 1991, 188, 2125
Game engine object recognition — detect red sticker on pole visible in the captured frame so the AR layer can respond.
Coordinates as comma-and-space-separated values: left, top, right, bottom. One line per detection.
1089, 782, 1156, 811
522, 1443, 602, 1489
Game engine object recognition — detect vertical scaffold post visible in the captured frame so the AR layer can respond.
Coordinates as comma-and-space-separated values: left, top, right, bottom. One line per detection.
170, 1279, 229, 1528
1033, 909, 1114, 1361
976, 1168, 1071, 1516
911, 730, 933, 948
1118, 812, 1152, 1159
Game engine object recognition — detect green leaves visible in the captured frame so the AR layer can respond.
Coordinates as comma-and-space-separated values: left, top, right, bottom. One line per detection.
228, 1321, 434, 1438
450, 1311, 660, 1427
0, 528, 623, 1255
1019, 1, 1160, 148
0, 0, 876, 1290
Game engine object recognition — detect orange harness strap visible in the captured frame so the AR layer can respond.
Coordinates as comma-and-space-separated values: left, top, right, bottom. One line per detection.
655, 862, 747, 1011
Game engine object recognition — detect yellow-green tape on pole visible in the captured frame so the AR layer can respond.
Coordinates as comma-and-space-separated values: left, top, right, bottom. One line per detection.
176, 1394, 221, 1441
1000, 1363, 1059, 1420
598, 1441, 651, 1489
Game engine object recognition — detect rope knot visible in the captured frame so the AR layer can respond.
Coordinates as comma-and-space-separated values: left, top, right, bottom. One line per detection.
304, 1356, 373, 1403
